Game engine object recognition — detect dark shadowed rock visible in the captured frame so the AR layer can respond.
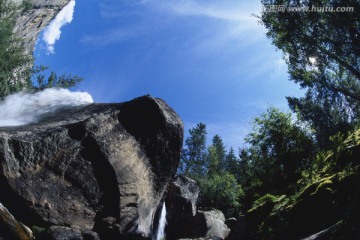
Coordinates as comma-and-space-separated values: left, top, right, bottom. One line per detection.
165, 175, 200, 240
178, 238, 222, 240
40, 226, 83, 240
165, 176, 230, 240
167, 175, 200, 217
226, 214, 246, 240
0, 95, 183, 239
300, 221, 342, 240
171, 210, 230, 240
39, 226, 100, 240
0, 203, 33, 240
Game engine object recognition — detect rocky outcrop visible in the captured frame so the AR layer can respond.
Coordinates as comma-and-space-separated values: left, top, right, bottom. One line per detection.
166, 176, 230, 240
166, 175, 199, 219
166, 175, 200, 239
0, 95, 183, 239
193, 210, 230, 240
10, 0, 71, 54
39, 226, 100, 240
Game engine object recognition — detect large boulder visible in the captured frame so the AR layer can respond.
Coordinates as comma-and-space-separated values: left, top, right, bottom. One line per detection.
171, 210, 230, 240
193, 210, 230, 240
0, 95, 183, 239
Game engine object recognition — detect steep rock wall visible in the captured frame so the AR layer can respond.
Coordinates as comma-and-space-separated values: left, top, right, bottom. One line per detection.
10, 0, 71, 54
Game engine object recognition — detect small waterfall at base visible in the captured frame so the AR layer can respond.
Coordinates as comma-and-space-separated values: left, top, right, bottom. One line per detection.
155, 202, 167, 240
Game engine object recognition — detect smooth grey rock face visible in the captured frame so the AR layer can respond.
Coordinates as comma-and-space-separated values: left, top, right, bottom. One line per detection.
9, 0, 71, 54
196, 210, 230, 240
0, 95, 183, 239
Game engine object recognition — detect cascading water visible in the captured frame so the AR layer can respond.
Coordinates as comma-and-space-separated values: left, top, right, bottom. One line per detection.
0, 88, 93, 127
155, 202, 167, 240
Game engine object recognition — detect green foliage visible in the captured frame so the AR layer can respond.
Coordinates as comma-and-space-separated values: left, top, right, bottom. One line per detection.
244, 128, 360, 239
248, 194, 285, 213
20, 0, 32, 13
198, 173, 243, 217
206, 134, 226, 175
225, 147, 240, 176
238, 108, 315, 209
179, 1, 360, 233
31, 65, 83, 91
180, 124, 244, 217
260, 0, 360, 147
179, 123, 207, 177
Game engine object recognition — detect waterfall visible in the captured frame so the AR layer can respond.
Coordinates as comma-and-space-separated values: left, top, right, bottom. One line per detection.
0, 88, 93, 127
155, 202, 167, 240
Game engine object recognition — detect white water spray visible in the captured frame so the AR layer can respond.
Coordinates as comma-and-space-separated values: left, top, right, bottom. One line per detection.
155, 203, 167, 240
0, 88, 93, 127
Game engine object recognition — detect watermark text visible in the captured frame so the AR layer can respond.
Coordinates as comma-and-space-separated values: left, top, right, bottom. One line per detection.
262, 5, 355, 13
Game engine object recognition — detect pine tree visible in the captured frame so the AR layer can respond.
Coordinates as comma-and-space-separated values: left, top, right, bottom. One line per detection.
260, 0, 360, 147
0, 0, 32, 99
179, 123, 207, 178
225, 147, 239, 177
206, 135, 226, 175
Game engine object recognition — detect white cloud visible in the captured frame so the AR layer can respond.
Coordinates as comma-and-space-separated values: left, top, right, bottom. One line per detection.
43, 0, 76, 54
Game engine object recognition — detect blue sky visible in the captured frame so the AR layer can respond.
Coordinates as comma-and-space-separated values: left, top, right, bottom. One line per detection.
34, 0, 303, 151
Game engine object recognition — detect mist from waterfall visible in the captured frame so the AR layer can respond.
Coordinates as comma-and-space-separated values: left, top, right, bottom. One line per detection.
0, 88, 93, 127
155, 202, 167, 240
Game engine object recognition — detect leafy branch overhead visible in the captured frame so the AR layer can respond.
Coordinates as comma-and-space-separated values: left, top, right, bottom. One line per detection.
260, 0, 360, 147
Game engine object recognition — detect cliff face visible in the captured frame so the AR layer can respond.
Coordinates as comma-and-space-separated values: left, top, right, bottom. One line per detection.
10, 0, 71, 54
0, 95, 184, 239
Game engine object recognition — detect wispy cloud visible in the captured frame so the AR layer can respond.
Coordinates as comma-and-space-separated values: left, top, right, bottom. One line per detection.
43, 0, 76, 54
80, 28, 138, 46
84, 0, 263, 49
146, 0, 265, 55
152, 0, 258, 22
